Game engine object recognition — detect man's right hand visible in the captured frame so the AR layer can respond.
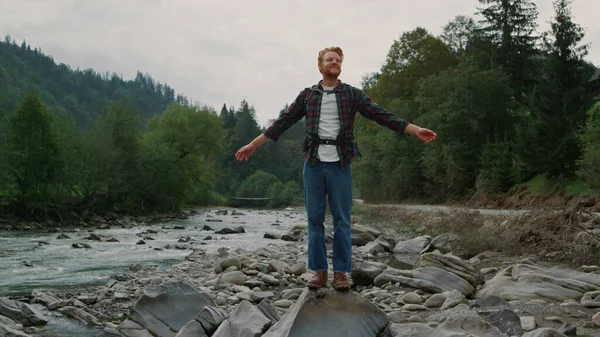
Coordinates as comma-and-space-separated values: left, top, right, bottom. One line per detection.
235, 143, 257, 161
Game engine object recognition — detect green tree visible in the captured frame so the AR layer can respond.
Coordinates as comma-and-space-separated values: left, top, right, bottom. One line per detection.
440, 15, 477, 55
7, 93, 59, 201
519, 0, 594, 177
137, 104, 224, 209
477, 0, 539, 97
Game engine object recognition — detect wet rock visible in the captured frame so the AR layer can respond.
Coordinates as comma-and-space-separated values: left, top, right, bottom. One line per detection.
128, 282, 216, 337
117, 320, 154, 337
262, 288, 392, 337
0, 298, 48, 327
72, 243, 91, 249
215, 226, 244, 234
57, 306, 100, 325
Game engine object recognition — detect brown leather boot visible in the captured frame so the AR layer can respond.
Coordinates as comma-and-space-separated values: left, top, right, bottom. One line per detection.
333, 272, 351, 291
307, 271, 328, 289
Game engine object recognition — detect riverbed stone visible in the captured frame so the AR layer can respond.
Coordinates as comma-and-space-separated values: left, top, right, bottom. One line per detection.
0, 299, 48, 327
262, 288, 392, 337
212, 300, 272, 337
476, 264, 600, 302
129, 281, 215, 337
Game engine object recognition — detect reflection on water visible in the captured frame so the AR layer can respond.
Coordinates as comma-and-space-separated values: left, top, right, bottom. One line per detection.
0, 209, 306, 297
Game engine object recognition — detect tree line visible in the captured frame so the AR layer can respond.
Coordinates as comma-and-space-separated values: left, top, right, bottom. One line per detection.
0, 0, 599, 220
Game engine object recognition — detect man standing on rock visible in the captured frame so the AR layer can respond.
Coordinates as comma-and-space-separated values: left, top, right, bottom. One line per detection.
235, 46, 437, 291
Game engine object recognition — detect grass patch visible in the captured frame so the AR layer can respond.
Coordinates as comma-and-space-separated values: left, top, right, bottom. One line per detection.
394, 221, 420, 234
292, 225, 307, 231
565, 180, 596, 196
522, 175, 558, 196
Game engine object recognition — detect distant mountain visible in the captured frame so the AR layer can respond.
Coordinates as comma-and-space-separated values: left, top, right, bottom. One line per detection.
0, 35, 190, 125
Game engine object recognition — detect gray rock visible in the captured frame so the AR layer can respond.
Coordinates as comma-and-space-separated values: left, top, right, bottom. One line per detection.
220, 271, 246, 285
424, 293, 447, 308
289, 262, 307, 276
219, 257, 242, 270
485, 308, 523, 337
215, 226, 245, 234
441, 289, 465, 310
196, 306, 227, 335
476, 264, 600, 302
257, 298, 280, 323
129, 282, 216, 337
522, 328, 568, 337
393, 236, 431, 254
262, 288, 392, 337
117, 320, 155, 337
57, 306, 100, 325
351, 262, 388, 286
389, 322, 433, 336
521, 316, 536, 331
416, 252, 483, 288
0, 322, 31, 337
425, 314, 508, 337
0, 298, 48, 327
212, 301, 272, 337
174, 320, 207, 337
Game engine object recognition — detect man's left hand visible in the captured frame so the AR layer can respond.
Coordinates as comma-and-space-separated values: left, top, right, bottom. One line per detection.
416, 128, 437, 143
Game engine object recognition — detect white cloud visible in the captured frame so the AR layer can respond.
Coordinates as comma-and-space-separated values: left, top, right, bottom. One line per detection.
1, 0, 598, 126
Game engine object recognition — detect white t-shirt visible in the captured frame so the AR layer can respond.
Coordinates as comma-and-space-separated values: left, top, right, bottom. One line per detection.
318, 85, 341, 162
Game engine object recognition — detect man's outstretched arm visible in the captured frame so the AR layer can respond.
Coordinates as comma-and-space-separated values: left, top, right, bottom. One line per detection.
355, 89, 436, 143
235, 89, 308, 162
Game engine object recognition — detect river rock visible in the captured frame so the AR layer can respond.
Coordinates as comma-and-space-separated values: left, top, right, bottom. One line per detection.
215, 226, 245, 235
57, 306, 100, 325
393, 236, 431, 254
128, 281, 216, 337
262, 288, 392, 337
212, 300, 272, 337
522, 328, 568, 337
425, 314, 508, 337
174, 320, 207, 337
196, 306, 227, 335
219, 271, 246, 285
117, 320, 154, 337
0, 298, 48, 327
416, 252, 483, 288
485, 308, 523, 336
476, 263, 600, 302
0, 321, 31, 337
351, 261, 388, 286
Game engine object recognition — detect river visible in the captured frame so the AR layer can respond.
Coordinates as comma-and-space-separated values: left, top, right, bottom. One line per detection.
0, 208, 305, 297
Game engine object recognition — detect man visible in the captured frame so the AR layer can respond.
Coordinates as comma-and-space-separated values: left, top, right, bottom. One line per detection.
235, 47, 437, 291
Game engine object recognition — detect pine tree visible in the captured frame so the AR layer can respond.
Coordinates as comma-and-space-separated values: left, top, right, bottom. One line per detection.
477, 0, 539, 97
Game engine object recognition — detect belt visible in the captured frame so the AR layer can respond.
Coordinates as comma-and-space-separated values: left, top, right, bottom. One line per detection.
318, 138, 339, 146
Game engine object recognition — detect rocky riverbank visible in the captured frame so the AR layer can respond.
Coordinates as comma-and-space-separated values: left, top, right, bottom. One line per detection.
2, 207, 600, 336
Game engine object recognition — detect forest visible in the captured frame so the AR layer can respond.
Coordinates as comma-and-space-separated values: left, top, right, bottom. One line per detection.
0, 0, 599, 220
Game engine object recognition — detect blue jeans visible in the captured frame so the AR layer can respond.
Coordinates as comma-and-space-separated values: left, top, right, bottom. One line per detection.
303, 160, 352, 273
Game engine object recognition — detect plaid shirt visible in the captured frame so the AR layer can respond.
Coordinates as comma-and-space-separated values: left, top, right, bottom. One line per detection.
264, 80, 409, 166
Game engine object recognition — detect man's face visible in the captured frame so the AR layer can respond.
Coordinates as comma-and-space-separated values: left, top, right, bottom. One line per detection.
319, 51, 342, 77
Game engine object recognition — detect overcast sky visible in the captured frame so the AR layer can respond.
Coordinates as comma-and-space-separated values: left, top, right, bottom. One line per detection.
1, 0, 598, 126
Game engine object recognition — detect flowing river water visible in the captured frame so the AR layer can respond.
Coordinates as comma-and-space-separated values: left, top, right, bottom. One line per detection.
0, 208, 307, 336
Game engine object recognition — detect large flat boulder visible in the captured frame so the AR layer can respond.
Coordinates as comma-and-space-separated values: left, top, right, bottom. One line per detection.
262, 288, 392, 337
476, 264, 600, 302
129, 282, 216, 337
0, 298, 48, 327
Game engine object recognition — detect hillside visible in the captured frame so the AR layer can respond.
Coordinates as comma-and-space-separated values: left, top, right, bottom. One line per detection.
0, 36, 189, 125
